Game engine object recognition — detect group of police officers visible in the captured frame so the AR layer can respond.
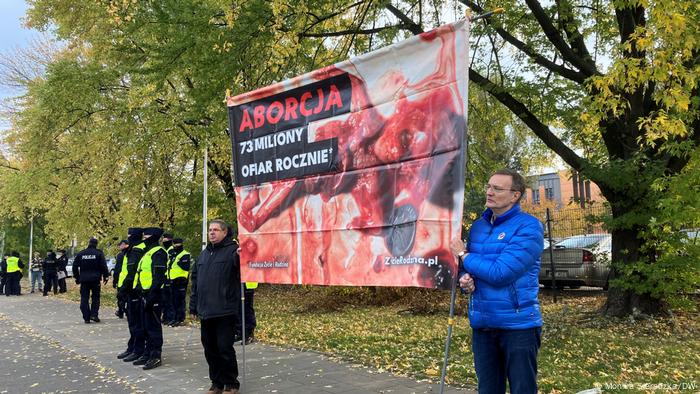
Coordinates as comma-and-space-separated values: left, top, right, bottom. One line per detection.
109, 227, 192, 370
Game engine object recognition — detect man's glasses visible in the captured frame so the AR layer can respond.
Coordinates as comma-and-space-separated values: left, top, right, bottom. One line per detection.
484, 184, 517, 193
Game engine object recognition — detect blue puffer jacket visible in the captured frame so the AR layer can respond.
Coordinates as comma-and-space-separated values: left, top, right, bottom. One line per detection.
462, 204, 543, 329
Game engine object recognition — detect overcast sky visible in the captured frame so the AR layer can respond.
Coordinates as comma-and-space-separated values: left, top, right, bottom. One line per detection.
0, 1, 41, 128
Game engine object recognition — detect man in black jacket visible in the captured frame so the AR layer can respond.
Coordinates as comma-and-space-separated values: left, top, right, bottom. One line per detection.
190, 219, 241, 394
112, 240, 129, 318
42, 251, 59, 296
132, 227, 168, 370
117, 228, 147, 363
73, 238, 109, 323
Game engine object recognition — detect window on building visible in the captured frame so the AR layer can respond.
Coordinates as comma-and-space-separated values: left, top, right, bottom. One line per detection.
544, 187, 554, 200
532, 189, 540, 204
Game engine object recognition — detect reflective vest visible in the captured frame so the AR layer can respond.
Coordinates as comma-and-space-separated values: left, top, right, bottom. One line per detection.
168, 250, 190, 280
117, 243, 144, 288
6, 256, 20, 273
133, 245, 165, 290
245, 282, 258, 289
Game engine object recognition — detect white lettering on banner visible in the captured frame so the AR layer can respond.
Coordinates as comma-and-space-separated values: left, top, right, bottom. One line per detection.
383, 255, 439, 267
248, 261, 289, 268
240, 148, 333, 179
241, 160, 274, 178
240, 127, 305, 155
275, 148, 332, 171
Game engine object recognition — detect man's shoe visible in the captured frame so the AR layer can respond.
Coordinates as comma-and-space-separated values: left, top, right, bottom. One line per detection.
132, 356, 149, 366
117, 351, 132, 359
142, 358, 161, 370
206, 383, 223, 394
84, 319, 91, 324
123, 353, 141, 362
170, 321, 182, 327
90, 316, 100, 323
222, 385, 239, 394
244, 334, 256, 345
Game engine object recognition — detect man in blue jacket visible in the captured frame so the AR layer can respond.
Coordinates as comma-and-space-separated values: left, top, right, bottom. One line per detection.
451, 169, 544, 394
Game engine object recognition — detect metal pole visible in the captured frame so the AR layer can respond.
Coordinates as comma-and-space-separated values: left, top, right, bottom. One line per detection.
29, 216, 34, 267
546, 208, 557, 303
240, 282, 246, 394
202, 145, 208, 251
439, 275, 459, 394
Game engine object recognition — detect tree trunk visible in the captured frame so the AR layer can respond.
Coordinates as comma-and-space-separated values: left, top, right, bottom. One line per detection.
601, 227, 670, 317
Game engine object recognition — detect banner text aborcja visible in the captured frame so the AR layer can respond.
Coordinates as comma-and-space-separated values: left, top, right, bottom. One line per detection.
227, 20, 469, 289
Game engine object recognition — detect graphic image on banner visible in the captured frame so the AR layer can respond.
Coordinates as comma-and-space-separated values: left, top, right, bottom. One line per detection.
228, 20, 469, 289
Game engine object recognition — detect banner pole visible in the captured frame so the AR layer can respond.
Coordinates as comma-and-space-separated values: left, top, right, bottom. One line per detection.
439, 274, 459, 394
240, 282, 246, 393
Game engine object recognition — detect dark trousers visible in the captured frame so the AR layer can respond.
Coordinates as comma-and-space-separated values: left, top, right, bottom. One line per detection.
58, 276, 67, 293
171, 279, 188, 323
472, 327, 542, 394
5, 272, 21, 296
142, 292, 163, 359
0, 274, 5, 294
236, 288, 256, 337
79, 282, 101, 320
201, 314, 240, 388
126, 293, 145, 355
161, 283, 174, 322
43, 272, 58, 295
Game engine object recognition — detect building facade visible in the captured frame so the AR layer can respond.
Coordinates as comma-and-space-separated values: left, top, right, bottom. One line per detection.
524, 170, 604, 207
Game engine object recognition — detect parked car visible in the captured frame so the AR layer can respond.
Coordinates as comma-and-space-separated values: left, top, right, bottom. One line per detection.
539, 233, 612, 289
66, 258, 74, 278
106, 257, 116, 276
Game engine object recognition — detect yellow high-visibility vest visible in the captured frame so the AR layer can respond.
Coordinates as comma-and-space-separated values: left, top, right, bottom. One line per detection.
117, 243, 145, 288
245, 282, 258, 289
168, 250, 190, 280
133, 245, 165, 290
6, 256, 20, 273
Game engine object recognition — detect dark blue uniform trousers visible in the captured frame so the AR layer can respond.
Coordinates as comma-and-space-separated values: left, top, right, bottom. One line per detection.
142, 292, 163, 359
161, 282, 174, 322
126, 294, 145, 356
79, 282, 101, 320
171, 279, 188, 323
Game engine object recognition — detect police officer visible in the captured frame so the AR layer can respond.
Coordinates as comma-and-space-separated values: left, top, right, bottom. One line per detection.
160, 233, 175, 325
132, 227, 167, 370
2, 252, 24, 296
56, 249, 69, 293
117, 228, 147, 363
73, 238, 109, 323
42, 251, 59, 296
112, 240, 129, 318
167, 238, 191, 327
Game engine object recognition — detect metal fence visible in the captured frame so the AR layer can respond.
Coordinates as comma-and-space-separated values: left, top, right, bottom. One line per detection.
523, 204, 611, 302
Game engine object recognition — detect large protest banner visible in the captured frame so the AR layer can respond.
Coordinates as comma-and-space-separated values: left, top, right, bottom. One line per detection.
228, 20, 469, 289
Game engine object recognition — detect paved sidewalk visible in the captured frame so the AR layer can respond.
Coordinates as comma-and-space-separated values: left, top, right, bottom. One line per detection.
0, 293, 472, 393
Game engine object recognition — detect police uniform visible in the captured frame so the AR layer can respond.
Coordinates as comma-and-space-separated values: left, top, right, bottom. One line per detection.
117, 228, 147, 363
132, 227, 168, 370
168, 238, 191, 327
73, 238, 109, 323
3, 253, 24, 296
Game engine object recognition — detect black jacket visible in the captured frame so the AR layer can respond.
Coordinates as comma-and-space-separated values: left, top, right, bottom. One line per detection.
73, 247, 108, 283
190, 238, 241, 320
112, 251, 125, 288
57, 255, 68, 272
42, 254, 59, 274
